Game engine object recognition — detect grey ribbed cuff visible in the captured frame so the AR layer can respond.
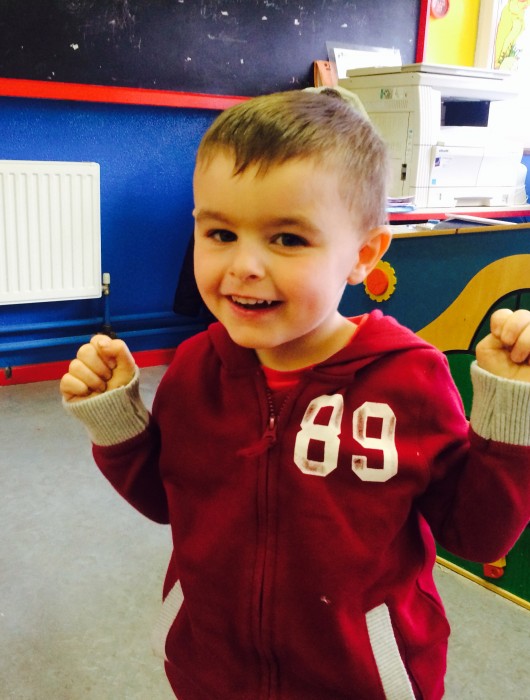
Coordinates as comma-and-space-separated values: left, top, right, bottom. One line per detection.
470, 362, 530, 445
63, 367, 150, 446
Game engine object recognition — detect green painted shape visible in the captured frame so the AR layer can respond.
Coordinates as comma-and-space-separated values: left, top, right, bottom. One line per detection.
445, 352, 475, 418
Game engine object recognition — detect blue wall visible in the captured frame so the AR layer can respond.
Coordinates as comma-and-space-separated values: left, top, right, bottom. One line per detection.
0, 96, 218, 368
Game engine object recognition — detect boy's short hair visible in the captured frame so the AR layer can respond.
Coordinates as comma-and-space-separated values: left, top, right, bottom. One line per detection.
195, 89, 389, 232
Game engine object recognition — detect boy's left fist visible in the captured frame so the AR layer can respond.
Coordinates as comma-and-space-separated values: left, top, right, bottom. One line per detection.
476, 308, 530, 382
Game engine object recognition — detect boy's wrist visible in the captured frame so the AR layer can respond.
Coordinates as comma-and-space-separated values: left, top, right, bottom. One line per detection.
470, 362, 530, 446
63, 367, 150, 446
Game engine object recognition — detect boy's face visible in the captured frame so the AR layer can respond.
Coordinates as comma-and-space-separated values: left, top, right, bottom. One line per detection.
193, 151, 389, 369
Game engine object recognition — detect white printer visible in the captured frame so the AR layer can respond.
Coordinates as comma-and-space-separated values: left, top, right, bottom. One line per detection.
339, 63, 527, 208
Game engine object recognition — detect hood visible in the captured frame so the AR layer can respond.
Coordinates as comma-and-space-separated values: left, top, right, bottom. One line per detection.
311, 310, 433, 383
207, 311, 434, 382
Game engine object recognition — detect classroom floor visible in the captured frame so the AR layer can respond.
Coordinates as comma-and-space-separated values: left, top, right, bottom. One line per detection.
1, 366, 529, 700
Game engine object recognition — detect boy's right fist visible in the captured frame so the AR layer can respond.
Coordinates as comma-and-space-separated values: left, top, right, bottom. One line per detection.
60, 335, 137, 402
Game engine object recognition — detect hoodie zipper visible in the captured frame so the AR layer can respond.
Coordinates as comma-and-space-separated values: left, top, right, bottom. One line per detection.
248, 382, 294, 698
238, 386, 279, 458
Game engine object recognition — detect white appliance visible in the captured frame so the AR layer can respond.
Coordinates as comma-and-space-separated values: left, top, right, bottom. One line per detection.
339, 63, 526, 208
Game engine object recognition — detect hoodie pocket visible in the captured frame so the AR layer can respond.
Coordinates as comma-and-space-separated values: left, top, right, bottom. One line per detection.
365, 603, 416, 700
152, 579, 184, 661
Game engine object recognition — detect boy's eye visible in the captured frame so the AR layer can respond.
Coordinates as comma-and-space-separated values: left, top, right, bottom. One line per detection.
273, 233, 308, 247
210, 229, 237, 243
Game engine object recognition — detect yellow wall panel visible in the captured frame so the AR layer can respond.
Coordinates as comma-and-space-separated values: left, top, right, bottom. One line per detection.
425, 0, 481, 65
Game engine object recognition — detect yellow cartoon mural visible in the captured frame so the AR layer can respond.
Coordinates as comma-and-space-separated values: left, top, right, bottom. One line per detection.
494, 0, 530, 69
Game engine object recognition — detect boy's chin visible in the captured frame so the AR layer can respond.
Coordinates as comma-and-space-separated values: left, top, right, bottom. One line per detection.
222, 327, 272, 353
224, 331, 260, 350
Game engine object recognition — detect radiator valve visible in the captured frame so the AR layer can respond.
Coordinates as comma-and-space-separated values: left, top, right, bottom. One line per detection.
102, 272, 111, 296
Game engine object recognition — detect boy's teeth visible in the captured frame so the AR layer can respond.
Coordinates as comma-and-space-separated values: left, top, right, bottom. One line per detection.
232, 296, 272, 306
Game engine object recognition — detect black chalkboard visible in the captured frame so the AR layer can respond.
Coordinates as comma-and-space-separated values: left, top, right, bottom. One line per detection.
0, 0, 419, 97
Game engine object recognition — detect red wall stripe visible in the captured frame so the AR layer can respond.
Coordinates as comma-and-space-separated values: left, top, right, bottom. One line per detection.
1, 348, 176, 386
0, 77, 246, 110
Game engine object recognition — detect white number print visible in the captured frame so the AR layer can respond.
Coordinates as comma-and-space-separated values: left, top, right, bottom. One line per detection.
293, 395, 398, 482
294, 394, 343, 476
352, 402, 398, 482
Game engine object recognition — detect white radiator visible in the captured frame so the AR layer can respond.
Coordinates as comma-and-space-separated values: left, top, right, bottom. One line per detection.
0, 160, 101, 304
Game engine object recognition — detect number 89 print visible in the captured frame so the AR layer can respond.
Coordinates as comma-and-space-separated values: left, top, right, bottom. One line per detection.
293, 395, 398, 481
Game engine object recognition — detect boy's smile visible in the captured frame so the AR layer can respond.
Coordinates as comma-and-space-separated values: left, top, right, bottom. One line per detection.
193, 151, 390, 370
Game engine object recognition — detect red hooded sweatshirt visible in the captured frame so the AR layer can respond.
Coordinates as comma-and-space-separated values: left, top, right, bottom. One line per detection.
83, 311, 530, 700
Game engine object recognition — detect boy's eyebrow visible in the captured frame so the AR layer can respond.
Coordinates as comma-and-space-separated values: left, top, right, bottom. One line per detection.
266, 216, 320, 232
194, 209, 322, 234
193, 209, 233, 225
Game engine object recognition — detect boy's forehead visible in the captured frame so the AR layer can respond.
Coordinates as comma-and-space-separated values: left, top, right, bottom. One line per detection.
194, 148, 238, 175
193, 151, 366, 235
193, 155, 348, 207
194, 148, 340, 181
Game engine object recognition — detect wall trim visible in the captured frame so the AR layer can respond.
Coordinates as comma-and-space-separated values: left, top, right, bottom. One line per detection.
0, 77, 246, 110
0, 347, 176, 387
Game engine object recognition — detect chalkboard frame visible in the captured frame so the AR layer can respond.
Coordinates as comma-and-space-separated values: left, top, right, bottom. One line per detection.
0, 76, 244, 110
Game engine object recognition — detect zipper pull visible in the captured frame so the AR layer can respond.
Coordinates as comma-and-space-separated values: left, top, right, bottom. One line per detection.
237, 415, 277, 458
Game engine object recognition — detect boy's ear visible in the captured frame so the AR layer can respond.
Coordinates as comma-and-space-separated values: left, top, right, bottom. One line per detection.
347, 226, 392, 285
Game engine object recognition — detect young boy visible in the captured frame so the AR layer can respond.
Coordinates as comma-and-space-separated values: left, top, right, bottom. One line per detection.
61, 90, 530, 700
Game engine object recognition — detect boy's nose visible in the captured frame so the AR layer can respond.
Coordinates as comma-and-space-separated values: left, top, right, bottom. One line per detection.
228, 243, 266, 280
